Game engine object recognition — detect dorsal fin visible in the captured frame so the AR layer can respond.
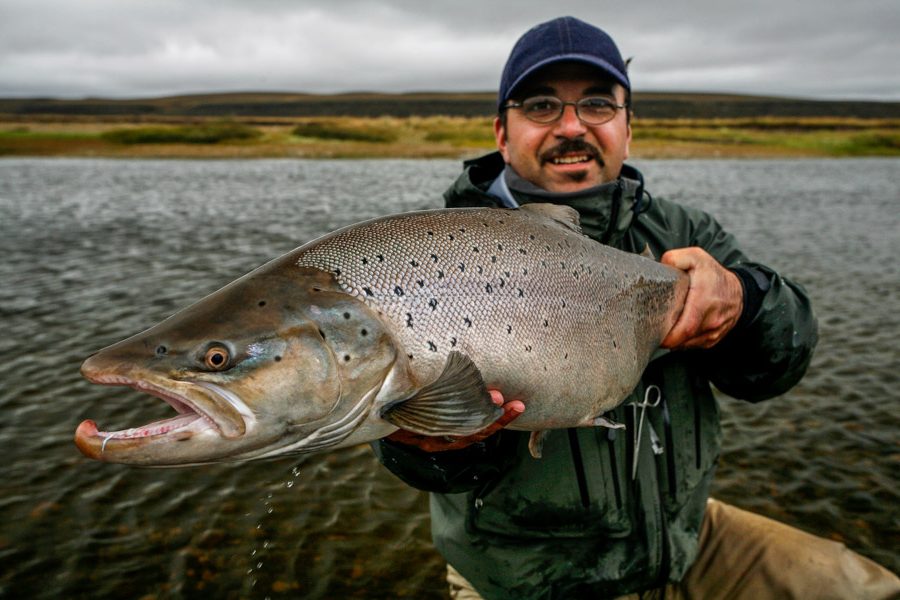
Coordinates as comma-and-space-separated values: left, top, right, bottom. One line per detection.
519, 203, 582, 233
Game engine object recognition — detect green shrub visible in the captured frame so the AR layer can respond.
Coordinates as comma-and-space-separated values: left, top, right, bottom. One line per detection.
291, 120, 398, 143
102, 121, 261, 144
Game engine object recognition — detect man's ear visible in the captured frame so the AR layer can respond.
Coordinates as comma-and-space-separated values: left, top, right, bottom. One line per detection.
494, 116, 510, 163
624, 121, 632, 160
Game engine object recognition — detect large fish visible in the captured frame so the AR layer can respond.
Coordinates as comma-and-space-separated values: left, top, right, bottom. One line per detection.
75, 203, 688, 466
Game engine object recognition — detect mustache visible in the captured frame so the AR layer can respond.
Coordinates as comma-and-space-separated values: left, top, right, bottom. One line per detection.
541, 139, 603, 165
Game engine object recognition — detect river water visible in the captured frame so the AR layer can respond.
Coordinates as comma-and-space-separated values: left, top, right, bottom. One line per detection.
1, 157, 897, 598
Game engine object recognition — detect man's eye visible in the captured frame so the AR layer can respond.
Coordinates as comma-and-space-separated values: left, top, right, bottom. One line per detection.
581, 97, 614, 109
525, 98, 559, 112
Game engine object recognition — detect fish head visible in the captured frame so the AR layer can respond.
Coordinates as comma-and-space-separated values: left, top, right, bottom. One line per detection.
75, 264, 401, 466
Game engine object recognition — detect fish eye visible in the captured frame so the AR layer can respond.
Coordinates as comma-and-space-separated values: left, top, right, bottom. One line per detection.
203, 345, 231, 371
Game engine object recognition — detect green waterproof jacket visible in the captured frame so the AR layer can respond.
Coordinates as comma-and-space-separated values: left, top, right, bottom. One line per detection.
373, 153, 817, 599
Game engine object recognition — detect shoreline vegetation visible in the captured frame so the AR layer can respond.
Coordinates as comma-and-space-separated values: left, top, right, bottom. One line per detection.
2, 91, 899, 159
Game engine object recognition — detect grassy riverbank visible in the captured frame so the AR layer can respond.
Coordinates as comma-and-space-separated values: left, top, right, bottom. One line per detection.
2, 114, 899, 159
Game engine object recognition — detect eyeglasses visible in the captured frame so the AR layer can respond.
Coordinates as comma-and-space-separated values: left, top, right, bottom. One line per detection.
503, 95, 627, 125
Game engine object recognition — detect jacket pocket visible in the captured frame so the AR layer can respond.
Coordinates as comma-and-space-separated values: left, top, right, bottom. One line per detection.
467, 428, 633, 539
645, 356, 721, 515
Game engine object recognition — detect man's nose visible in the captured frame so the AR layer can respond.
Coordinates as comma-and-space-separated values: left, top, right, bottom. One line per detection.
552, 103, 588, 138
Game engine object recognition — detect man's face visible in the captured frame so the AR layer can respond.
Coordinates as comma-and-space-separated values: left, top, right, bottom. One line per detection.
494, 63, 631, 193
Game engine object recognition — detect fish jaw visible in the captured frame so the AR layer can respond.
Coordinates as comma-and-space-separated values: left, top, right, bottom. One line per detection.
75, 365, 259, 466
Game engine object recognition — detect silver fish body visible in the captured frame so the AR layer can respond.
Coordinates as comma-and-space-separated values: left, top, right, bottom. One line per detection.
75, 204, 687, 466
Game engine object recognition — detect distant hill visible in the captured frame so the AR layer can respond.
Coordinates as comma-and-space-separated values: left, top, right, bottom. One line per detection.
2, 91, 899, 120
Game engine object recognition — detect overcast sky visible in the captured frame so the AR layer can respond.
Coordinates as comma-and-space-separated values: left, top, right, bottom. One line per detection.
1, 0, 898, 100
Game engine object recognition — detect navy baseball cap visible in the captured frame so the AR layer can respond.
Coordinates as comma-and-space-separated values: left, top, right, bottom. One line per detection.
498, 16, 630, 110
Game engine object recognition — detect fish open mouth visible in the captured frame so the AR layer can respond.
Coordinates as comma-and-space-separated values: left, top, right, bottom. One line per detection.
74, 374, 228, 461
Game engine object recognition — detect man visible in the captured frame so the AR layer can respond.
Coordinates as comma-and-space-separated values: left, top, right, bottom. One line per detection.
373, 16, 900, 599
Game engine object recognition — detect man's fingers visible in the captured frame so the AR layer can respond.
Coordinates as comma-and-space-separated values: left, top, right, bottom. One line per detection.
489, 389, 504, 406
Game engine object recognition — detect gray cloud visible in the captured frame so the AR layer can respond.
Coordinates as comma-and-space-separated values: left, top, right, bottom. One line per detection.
1, 0, 898, 99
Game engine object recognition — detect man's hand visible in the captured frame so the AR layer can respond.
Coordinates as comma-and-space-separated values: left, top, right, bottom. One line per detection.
660, 247, 744, 350
385, 390, 524, 452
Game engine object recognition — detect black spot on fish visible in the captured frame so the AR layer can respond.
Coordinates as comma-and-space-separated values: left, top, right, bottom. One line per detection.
458, 263, 465, 272
343, 312, 351, 319
491, 256, 497, 263
431, 254, 438, 262
449, 234, 455, 241
408, 353, 414, 360
525, 345, 532, 352
417, 279, 425, 287
473, 246, 479, 253
543, 320, 548, 327
428, 341, 437, 352
395, 286, 404, 296
523, 268, 528, 275
562, 300, 567, 308
517, 288, 524, 297
451, 337, 457, 347
155, 345, 167, 356
485, 283, 493, 293
519, 248, 527, 254
343, 354, 351, 362
560, 261, 566, 269
334, 268, 341, 276
360, 329, 368, 336
499, 278, 505, 288
429, 298, 438, 310
464, 317, 472, 327
460, 227, 466, 233
410, 259, 419, 267
377, 254, 384, 262
406, 313, 414, 328
507, 325, 512, 334
437, 270, 444, 279
427, 231, 434, 236
497, 243, 503, 251
312, 286, 322, 292
258, 300, 267, 307
363, 287, 374, 296
318, 329, 327, 340
529, 234, 535, 240
613, 340, 617, 349
564, 353, 568, 360
362, 257, 368, 265
477, 265, 483, 274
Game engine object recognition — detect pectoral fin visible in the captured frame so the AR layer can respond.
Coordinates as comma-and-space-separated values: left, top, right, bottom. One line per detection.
381, 351, 501, 436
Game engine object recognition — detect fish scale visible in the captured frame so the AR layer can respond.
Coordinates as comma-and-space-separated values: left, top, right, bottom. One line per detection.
294, 205, 683, 429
